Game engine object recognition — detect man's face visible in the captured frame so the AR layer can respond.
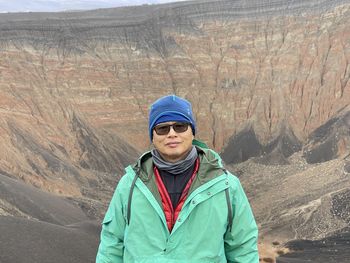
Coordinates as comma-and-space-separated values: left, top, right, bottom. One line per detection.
152, 121, 194, 163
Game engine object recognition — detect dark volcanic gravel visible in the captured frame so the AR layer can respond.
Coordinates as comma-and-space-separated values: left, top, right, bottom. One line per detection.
0, 216, 100, 263
277, 228, 350, 263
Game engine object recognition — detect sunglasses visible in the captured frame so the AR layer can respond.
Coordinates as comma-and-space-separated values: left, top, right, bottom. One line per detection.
153, 122, 190, 136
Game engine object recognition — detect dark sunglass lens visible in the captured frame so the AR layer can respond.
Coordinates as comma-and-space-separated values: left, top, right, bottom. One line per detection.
173, 123, 189, 133
154, 123, 189, 135
154, 125, 170, 135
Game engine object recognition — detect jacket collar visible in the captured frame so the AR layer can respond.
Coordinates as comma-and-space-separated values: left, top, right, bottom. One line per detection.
129, 139, 226, 211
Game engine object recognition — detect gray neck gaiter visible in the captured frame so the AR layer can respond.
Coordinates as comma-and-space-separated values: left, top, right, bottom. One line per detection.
151, 146, 198, 175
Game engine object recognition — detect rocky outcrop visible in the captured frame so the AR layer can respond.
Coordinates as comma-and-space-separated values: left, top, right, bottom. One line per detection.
231, 152, 350, 263
235, 153, 350, 241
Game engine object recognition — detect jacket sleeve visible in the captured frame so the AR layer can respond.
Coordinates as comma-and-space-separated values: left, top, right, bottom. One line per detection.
96, 180, 126, 263
224, 175, 259, 263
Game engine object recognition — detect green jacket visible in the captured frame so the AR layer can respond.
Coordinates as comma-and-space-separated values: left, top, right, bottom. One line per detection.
96, 141, 258, 263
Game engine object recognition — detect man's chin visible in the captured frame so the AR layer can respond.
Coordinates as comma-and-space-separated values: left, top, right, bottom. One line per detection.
163, 152, 182, 163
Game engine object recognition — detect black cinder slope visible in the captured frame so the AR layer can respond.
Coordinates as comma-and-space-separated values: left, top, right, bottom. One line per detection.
277, 228, 350, 263
303, 110, 350, 164
0, 216, 100, 263
0, 173, 89, 224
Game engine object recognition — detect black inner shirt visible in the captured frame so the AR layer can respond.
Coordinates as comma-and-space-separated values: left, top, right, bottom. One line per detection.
158, 164, 196, 209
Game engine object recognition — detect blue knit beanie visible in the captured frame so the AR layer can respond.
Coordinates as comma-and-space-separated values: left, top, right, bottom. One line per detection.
149, 95, 196, 140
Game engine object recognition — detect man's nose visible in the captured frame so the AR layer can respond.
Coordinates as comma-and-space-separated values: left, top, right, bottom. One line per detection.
167, 126, 177, 136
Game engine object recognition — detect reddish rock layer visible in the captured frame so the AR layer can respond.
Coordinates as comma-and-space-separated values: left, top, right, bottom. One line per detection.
0, 1, 349, 192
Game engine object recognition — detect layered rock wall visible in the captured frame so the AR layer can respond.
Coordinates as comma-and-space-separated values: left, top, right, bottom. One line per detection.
0, 0, 349, 192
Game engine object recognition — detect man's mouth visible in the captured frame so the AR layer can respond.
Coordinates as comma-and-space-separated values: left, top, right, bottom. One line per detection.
166, 142, 180, 147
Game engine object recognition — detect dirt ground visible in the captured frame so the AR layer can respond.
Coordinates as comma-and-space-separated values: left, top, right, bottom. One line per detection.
259, 240, 290, 263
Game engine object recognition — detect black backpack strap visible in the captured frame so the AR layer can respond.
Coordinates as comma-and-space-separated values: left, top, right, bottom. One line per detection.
223, 169, 233, 232
225, 188, 233, 232
126, 173, 138, 225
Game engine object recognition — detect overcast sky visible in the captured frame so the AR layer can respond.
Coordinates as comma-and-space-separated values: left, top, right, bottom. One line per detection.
0, 0, 189, 13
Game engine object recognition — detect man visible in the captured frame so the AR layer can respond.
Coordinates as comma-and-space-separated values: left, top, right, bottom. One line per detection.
96, 95, 259, 263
